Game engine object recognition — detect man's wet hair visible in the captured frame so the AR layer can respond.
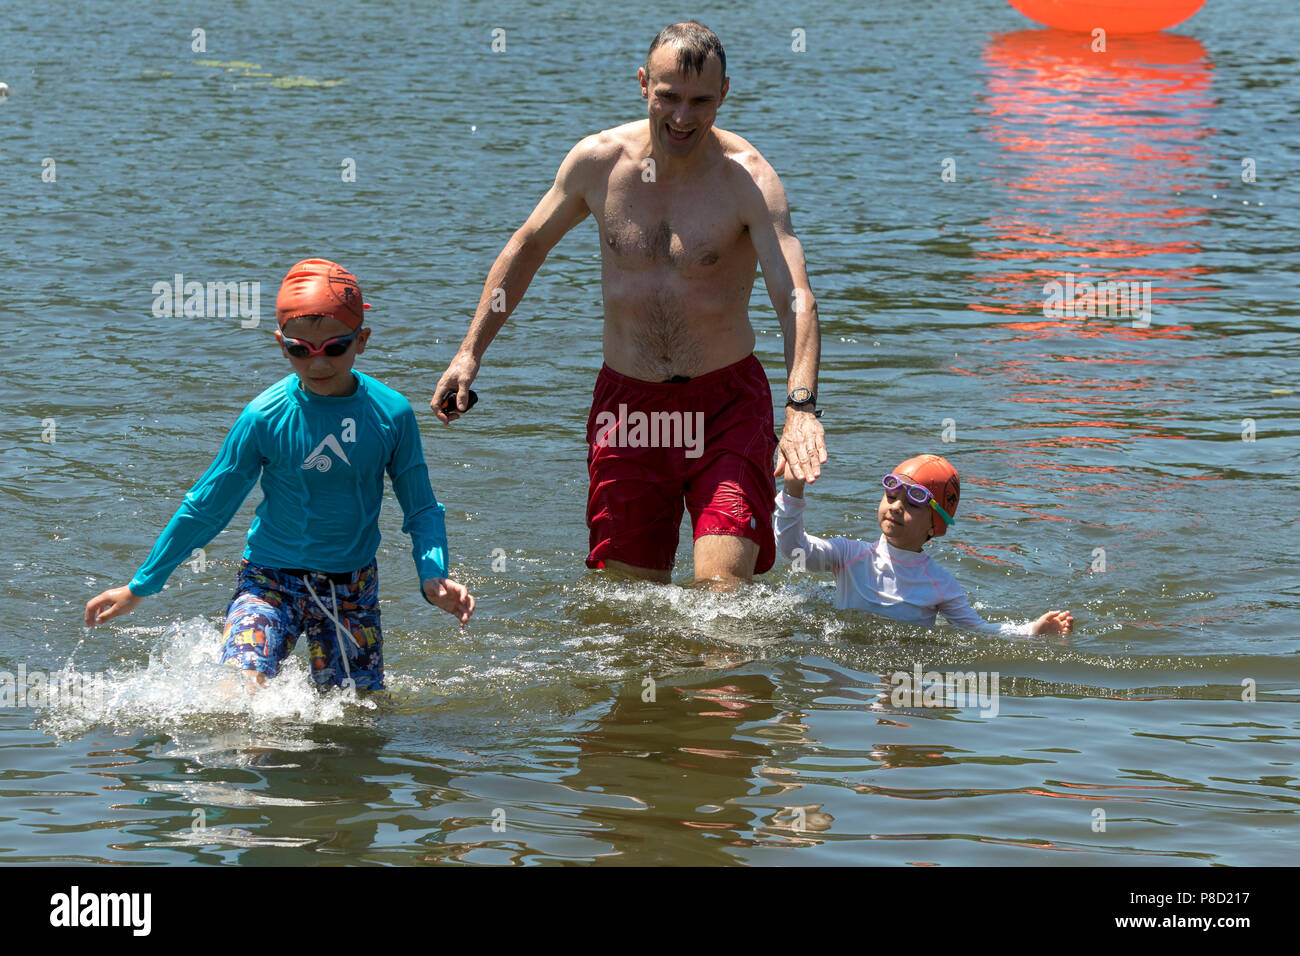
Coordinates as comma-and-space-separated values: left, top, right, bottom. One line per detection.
645, 21, 726, 87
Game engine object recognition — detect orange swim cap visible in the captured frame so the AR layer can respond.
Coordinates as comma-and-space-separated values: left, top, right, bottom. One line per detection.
892, 454, 960, 537
275, 258, 370, 329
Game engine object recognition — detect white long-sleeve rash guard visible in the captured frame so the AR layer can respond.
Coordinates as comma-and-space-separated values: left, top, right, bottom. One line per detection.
774, 491, 1033, 636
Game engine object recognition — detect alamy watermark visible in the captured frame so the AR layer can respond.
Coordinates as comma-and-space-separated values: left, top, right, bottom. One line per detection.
889, 664, 1000, 718
1043, 273, 1152, 327
593, 405, 706, 458
152, 273, 261, 327
49, 886, 151, 936
1, 665, 107, 708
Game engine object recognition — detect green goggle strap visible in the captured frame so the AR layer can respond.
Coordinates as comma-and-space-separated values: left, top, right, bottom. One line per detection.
930, 500, 956, 526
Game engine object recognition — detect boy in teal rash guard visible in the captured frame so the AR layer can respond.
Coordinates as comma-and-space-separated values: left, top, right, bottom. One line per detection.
84, 258, 474, 690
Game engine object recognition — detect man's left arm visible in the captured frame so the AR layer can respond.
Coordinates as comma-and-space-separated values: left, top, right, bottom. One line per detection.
736, 154, 826, 481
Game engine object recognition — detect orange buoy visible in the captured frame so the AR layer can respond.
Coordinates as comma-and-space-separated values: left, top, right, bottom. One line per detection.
1005, 0, 1207, 34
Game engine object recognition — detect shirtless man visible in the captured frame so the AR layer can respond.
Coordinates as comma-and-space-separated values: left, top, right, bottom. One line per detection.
432, 20, 825, 587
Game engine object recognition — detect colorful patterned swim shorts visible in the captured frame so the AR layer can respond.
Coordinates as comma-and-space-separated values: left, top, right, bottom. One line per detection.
219, 559, 384, 689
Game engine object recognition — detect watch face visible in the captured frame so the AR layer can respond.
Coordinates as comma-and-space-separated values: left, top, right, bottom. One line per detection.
789, 387, 813, 404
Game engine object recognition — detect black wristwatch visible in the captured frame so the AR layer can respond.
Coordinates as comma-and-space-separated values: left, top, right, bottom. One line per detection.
786, 387, 822, 417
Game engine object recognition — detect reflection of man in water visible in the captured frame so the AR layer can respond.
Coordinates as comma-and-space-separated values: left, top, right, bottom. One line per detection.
562, 669, 830, 860
432, 20, 825, 588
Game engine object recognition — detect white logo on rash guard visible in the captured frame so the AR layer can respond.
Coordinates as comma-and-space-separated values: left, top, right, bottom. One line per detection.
301, 434, 352, 472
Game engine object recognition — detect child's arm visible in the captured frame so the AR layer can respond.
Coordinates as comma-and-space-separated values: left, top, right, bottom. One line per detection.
1029, 610, 1073, 635
775, 477, 843, 572
938, 590, 1073, 637
84, 586, 142, 626
421, 578, 475, 625
388, 407, 474, 626
85, 409, 264, 625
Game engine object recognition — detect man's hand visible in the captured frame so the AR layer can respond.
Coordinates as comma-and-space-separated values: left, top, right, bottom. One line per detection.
422, 577, 475, 626
1031, 610, 1074, 635
84, 586, 142, 626
775, 408, 827, 482
431, 351, 481, 424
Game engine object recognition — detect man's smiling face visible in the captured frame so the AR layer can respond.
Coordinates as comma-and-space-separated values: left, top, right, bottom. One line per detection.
639, 46, 728, 159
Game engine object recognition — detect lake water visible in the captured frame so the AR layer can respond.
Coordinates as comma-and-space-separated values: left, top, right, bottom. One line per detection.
1, 0, 1297, 866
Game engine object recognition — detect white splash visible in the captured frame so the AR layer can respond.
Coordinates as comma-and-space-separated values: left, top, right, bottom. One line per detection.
36, 616, 374, 739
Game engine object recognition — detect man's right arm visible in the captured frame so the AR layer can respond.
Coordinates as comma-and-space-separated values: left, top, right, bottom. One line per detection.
432, 135, 598, 422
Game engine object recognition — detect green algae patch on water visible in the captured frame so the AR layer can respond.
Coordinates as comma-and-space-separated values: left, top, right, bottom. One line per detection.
191, 60, 341, 87
193, 59, 263, 71
270, 75, 345, 89
193, 60, 275, 79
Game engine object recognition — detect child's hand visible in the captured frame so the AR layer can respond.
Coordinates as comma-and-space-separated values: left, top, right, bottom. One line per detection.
84, 586, 142, 626
422, 577, 475, 626
1031, 610, 1073, 635
783, 477, 807, 499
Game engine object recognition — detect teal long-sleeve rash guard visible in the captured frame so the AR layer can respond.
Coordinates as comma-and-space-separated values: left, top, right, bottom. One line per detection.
128, 371, 449, 597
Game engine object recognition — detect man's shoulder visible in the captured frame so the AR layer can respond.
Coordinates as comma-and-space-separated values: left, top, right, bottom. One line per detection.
713, 126, 761, 159
711, 128, 779, 187
571, 122, 642, 165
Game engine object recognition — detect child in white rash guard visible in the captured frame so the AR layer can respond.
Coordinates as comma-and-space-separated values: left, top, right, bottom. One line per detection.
775, 454, 1073, 637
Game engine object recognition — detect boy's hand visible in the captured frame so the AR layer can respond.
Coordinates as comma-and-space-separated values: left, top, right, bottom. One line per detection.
1031, 610, 1073, 635
422, 577, 475, 626
84, 586, 142, 626
783, 476, 807, 499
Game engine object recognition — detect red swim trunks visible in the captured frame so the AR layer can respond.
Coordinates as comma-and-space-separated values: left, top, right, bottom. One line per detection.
585, 354, 778, 575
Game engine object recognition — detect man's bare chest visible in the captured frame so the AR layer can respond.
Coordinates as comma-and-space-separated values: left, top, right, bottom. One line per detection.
595, 174, 746, 271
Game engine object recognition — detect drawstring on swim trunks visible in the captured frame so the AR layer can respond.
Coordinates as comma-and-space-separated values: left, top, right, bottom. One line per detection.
303, 575, 355, 685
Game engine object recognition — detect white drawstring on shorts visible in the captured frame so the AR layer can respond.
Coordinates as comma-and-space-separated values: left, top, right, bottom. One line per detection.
303, 576, 355, 684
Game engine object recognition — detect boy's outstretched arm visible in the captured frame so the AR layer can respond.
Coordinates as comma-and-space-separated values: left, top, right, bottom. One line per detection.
774, 476, 844, 572
85, 408, 264, 627
939, 591, 1074, 637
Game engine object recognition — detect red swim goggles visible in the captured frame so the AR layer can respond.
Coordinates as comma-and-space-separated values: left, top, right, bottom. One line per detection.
882, 473, 956, 525
278, 327, 361, 358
